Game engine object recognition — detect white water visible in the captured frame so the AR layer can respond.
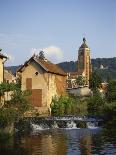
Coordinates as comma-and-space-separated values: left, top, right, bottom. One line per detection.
51, 122, 59, 129
66, 121, 77, 129
87, 122, 99, 129
31, 123, 49, 131
51, 116, 86, 121
30, 116, 101, 132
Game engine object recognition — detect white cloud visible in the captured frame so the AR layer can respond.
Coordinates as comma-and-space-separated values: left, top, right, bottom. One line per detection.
31, 46, 63, 63
31, 48, 41, 55
4, 53, 15, 63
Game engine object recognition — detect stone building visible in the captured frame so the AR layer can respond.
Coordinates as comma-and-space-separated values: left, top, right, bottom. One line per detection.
17, 54, 66, 114
4, 69, 16, 83
78, 38, 92, 85
67, 38, 92, 88
0, 51, 7, 83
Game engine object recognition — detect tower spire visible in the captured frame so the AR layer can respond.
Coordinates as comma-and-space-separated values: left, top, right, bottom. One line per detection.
83, 37, 86, 43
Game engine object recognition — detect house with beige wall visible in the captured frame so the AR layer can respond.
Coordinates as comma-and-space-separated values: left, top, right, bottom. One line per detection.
0, 51, 7, 104
0, 51, 7, 83
4, 69, 16, 83
17, 54, 66, 114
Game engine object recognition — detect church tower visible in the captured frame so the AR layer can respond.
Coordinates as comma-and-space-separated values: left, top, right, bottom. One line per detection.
77, 38, 92, 85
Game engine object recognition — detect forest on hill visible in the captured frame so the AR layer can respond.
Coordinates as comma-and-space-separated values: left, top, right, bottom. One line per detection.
58, 57, 116, 80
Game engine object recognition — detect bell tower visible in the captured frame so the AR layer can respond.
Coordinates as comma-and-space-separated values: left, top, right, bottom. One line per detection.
77, 38, 92, 85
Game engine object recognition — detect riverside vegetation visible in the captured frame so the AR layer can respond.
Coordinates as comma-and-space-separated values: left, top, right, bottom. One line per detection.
0, 79, 31, 139
51, 72, 116, 127
0, 71, 116, 140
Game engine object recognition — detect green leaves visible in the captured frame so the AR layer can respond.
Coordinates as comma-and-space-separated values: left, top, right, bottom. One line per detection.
107, 80, 116, 102
0, 82, 17, 96
0, 108, 17, 128
89, 71, 102, 91
50, 95, 88, 116
87, 93, 105, 116
0, 81, 31, 129
76, 75, 85, 86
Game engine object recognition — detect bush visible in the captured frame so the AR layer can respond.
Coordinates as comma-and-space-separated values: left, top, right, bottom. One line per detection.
0, 108, 17, 128
87, 91, 105, 116
107, 80, 116, 102
50, 95, 88, 116
0, 82, 31, 131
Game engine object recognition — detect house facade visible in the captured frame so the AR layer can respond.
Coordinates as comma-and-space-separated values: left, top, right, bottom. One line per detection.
4, 69, 16, 83
17, 54, 66, 114
0, 51, 7, 83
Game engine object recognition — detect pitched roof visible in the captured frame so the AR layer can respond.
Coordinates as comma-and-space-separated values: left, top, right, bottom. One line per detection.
0, 53, 7, 59
18, 55, 66, 76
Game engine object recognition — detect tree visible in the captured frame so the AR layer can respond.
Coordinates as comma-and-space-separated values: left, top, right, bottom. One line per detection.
76, 75, 85, 86
0, 81, 31, 133
89, 71, 102, 92
87, 91, 105, 116
39, 51, 45, 60
107, 80, 116, 102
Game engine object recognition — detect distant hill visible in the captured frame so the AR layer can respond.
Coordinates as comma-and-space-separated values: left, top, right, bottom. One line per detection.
5, 65, 21, 76
58, 57, 116, 80
5, 57, 116, 80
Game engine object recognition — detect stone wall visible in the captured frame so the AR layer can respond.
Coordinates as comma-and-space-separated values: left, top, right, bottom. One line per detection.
67, 86, 92, 97
20, 61, 66, 110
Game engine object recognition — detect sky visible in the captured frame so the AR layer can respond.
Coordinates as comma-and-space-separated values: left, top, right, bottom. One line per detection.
0, 0, 116, 66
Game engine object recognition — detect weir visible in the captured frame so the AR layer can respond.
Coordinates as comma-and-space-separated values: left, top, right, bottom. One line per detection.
29, 116, 103, 131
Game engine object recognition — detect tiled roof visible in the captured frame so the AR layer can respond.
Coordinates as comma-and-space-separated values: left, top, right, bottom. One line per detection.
18, 55, 66, 76
35, 57, 66, 75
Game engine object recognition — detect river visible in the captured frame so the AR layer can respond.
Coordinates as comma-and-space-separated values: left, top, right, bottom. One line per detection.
0, 126, 116, 155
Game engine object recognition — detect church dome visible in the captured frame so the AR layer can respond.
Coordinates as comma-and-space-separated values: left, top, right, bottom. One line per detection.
80, 38, 89, 48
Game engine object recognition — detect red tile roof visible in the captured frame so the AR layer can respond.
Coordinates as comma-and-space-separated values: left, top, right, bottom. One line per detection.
18, 55, 66, 76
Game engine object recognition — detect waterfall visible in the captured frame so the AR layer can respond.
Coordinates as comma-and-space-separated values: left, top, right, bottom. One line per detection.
29, 116, 102, 132
31, 123, 49, 131
51, 121, 59, 129
66, 121, 77, 129
87, 121, 99, 129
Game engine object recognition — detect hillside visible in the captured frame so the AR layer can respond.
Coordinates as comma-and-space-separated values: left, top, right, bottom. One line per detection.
58, 57, 116, 80
5, 65, 21, 76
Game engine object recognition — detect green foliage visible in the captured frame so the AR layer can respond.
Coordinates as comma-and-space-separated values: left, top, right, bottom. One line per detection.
107, 80, 116, 102
39, 51, 45, 59
16, 77, 21, 89
89, 71, 102, 91
76, 75, 85, 86
103, 101, 116, 118
0, 82, 31, 129
0, 108, 17, 128
9, 89, 31, 117
0, 82, 17, 96
87, 91, 105, 116
50, 95, 88, 116
0, 131, 13, 141
102, 101, 116, 127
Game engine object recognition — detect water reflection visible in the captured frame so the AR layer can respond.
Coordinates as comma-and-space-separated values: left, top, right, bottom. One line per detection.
0, 128, 116, 155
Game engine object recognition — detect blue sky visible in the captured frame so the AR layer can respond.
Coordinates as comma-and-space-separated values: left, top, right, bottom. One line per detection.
0, 0, 116, 66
